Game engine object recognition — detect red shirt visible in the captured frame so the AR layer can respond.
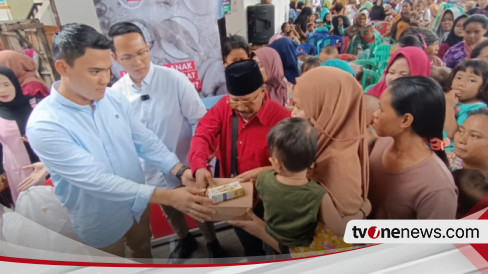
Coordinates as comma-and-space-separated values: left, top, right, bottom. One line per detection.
189, 95, 290, 177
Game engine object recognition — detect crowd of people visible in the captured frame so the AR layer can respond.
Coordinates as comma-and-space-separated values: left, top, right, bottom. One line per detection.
1, 0, 488, 263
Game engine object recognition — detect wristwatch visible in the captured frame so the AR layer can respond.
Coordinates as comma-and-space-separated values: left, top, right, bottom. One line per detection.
176, 165, 189, 181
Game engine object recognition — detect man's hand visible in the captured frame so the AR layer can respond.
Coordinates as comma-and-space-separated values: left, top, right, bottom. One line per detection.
169, 187, 215, 222
235, 166, 272, 182
195, 168, 215, 189
181, 168, 198, 188
18, 162, 48, 191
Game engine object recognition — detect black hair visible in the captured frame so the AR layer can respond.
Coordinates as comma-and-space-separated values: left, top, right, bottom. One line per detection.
402, 26, 439, 46
402, 0, 413, 8
281, 22, 290, 33
467, 107, 488, 118
471, 39, 488, 59
334, 2, 344, 13
453, 169, 488, 219
389, 76, 448, 165
267, 117, 318, 172
396, 35, 423, 48
221, 34, 249, 64
301, 57, 321, 73
297, 2, 304, 9
52, 23, 112, 66
290, 1, 296, 10
108, 21, 146, 52
295, 7, 313, 32
448, 59, 488, 102
464, 14, 488, 29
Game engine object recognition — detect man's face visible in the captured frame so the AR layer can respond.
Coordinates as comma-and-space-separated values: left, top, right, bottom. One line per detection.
227, 87, 266, 121
57, 48, 112, 105
112, 32, 151, 83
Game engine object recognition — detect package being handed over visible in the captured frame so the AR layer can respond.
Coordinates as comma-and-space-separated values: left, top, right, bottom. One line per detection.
206, 181, 244, 203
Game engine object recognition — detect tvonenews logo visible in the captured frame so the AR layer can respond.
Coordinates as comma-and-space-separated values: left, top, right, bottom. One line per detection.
344, 220, 488, 244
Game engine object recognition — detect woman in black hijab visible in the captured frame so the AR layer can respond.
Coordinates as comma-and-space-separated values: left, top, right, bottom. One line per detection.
0, 66, 47, 207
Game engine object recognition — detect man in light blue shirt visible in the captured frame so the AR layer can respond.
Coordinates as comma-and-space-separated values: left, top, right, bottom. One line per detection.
108, 22, 222, 261
26, 23, 214, 259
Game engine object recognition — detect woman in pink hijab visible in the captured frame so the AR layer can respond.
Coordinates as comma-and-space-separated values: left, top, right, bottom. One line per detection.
0, 50, 49, 99
367, 47, 431, 98
251, 47, 290, 107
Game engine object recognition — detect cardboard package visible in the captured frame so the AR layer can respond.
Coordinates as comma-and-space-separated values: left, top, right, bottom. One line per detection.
206, 179, 254, 221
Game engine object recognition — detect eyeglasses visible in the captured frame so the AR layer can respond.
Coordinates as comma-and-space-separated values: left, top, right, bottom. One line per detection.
119, 49, 149, 63
441, 17, 454, 22
226, 92, 262, 108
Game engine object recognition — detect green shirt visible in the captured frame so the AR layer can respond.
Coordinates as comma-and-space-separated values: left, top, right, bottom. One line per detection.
256, 170, 327, 247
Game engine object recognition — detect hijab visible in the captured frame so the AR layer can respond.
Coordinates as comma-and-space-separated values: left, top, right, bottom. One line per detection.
322, 58, 356, 76
367, 46, 431, 98
346, 10, 369, 38
433, 5, 464, 41
252, 47, 288, 107
0, 66, 39, 163
293, 67, 370, 222
294, 7, 313, 32
269, 38, 300, 85
445, 15, 468, 47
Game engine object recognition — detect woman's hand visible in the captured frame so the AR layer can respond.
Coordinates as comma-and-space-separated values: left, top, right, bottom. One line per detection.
229, 209, 281, 252
235, 166, 273, 182
18, 162, 48, 191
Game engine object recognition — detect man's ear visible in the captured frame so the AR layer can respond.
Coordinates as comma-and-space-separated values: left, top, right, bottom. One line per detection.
54, 59, 69, 76
111, 51, 119, 63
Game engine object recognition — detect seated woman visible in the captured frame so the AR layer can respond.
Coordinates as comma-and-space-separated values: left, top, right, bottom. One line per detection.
367, 46, 431, 98
0, 66, 48, 207
444, 15, 488, 68
0, 50, 49, 99
232, 67, 370, 255
369, 76, 458, 219
437, 15, 467, 59
401, 26, 445, 66
251, 47, 290, 107
452, 109, 488, 218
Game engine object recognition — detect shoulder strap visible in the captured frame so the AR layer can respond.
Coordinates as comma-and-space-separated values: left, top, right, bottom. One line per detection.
231, 113, 238, 177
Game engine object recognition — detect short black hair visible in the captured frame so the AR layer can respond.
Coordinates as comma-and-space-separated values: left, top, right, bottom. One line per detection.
464, 14, 488, 29
334, 3, 344, 13
453, 169, 488, 218
471, 39, 488, 59
448, 59, 488, 102
108, 21, 146, 52
52, 23, 112, 66
267, 117, 318, 172
221, 34, 249, 63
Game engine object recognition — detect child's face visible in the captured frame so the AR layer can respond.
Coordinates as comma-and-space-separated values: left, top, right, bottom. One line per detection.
325, 13, 331, 22
364, 27, 374, 40
307, 25, 314, 32
451, 68, 483, 102
454, 114, 488, 165
225, 48, 249, 67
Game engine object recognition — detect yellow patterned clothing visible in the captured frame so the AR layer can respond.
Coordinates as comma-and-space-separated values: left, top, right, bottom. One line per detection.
289, 222, 359, 258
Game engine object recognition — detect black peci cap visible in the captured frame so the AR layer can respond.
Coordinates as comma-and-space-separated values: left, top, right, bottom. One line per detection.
225, 60, 264, 96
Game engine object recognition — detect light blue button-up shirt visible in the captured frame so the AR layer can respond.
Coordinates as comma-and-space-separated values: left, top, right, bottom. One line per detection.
26, 82, 180, 248
111, 63, 206, 189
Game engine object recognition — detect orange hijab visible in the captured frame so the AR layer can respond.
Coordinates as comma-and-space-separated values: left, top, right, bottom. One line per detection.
0, 50, 45, 87
294, 67, 370, 219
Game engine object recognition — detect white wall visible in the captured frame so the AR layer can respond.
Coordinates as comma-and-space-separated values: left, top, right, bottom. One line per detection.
53, 0, 100, 31
225, 0, 289, 40
4, 0, 32, 20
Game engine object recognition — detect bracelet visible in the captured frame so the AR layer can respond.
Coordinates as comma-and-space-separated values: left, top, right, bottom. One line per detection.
176, 165, 189, 181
